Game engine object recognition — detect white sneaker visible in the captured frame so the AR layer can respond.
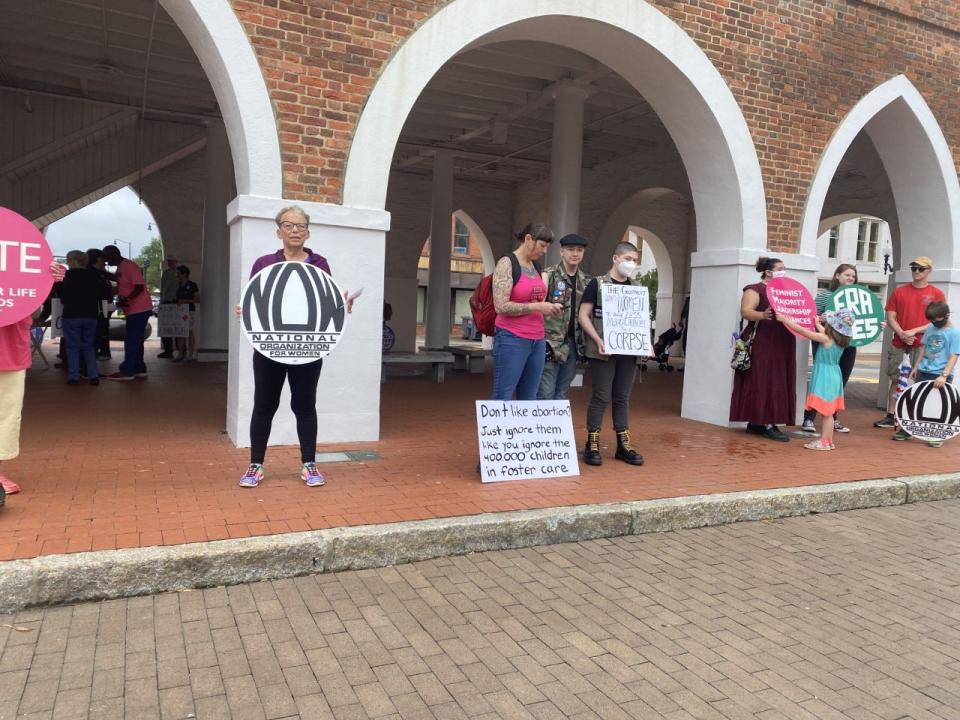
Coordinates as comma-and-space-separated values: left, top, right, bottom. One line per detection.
834, 421, 850, 433
800, 419, 818, 435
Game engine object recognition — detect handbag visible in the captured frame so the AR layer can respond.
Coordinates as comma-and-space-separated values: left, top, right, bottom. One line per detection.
730, 321, 757, 371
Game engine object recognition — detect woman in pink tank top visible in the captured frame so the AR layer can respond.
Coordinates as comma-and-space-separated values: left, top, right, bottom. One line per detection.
491, 224, 564, 400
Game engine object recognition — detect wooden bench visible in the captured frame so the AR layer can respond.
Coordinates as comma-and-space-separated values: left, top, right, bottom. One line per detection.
443, 345, 491, 374
382, 350, 455, 383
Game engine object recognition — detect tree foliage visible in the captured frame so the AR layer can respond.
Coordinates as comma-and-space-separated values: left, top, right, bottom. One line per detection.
638, 268, 658, 320
135, 237, 163, 292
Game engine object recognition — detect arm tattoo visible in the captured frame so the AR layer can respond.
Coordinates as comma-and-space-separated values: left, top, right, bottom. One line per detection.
492, 257, 531, 315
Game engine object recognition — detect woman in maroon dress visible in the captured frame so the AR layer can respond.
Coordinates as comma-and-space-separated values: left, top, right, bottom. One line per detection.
730, 256, 796, 441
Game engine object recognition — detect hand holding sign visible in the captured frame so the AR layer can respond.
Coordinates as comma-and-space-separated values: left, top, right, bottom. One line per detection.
0, 207, 55, 327
766, 277, 816, 338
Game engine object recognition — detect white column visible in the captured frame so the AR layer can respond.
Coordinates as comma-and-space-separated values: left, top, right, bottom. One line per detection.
547, 82, 589, 265
424, 150, 454, 349
680, 250, 819, 426
197, 121, 234, 362
226, 196, 390, 447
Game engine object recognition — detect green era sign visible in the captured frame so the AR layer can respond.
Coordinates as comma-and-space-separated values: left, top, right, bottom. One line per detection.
827, 284, 885, 347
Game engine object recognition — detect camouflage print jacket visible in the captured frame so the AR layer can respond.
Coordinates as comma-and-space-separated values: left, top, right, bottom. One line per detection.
543, 263, 592, 363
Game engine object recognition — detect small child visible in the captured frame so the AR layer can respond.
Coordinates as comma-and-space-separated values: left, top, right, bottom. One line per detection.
894, 300, 960, 447
776, 308, 854, 450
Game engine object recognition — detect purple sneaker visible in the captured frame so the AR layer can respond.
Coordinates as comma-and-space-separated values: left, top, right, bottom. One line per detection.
301, 463, 326, 487
239, 464, 263, 488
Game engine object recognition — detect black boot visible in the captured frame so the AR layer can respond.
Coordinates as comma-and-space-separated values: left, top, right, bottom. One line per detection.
615, 430, 644, 466
583, 430, 602, 466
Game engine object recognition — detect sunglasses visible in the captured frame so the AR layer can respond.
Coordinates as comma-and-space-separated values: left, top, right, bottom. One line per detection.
909, 265, 929, 272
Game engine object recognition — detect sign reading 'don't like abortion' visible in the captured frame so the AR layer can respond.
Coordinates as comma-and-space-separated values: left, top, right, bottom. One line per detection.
157, 304, 191, 338
826, 284, 885, 347
601, 283, 653, 356
895, 380, 960, 443
766, 276, 816, 337
476, 400, 580, 483
0, 207, 54, 327
241, 261, 346, 365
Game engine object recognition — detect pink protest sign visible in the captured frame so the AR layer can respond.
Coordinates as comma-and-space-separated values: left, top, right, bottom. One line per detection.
766, 276, 816, 337
0, 207, 54, 327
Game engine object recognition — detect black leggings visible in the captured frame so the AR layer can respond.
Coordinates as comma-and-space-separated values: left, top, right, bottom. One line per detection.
804, 344, 857, 423
587, 355, 637, 431
250, 352, 323, 464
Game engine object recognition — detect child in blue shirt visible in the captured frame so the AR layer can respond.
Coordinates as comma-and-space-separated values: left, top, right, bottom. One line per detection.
895, 301, 960, 446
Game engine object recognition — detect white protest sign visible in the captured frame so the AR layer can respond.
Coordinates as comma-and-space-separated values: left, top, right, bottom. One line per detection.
476, 400, 580, 483
50, 298, 63, 338
240, 261, 346, 365
895, 380, 960, 443
601, 283, 652, 356
157, 304, 190, 338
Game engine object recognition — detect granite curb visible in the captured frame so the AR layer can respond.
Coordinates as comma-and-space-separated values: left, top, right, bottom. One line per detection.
2, 472, 958, 612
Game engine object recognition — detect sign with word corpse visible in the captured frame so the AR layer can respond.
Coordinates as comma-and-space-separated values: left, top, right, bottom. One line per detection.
476, 400, 580, 483
766, 276, 816, 337
895, 380, 960, 443
826, 284, 885, 347
241, 261, 346, 364
600, 283, 652, 356
0, 207, 54, 327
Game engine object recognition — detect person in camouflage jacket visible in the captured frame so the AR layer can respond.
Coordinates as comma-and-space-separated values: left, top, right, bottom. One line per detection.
537, 234, 591, 400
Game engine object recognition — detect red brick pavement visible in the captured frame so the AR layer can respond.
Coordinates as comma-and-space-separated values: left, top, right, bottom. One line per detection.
1, 344, 955, 561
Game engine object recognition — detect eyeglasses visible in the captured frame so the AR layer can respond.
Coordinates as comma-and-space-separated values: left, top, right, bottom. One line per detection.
279, 222, 308, 232
909, 265, 929, 272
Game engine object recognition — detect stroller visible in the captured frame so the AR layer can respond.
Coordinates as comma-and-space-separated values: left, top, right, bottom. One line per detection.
640, 325, 682, 372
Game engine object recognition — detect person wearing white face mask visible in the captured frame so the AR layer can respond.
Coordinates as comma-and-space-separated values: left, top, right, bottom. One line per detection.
729, 256, 796, 441
577, 242, 645, 466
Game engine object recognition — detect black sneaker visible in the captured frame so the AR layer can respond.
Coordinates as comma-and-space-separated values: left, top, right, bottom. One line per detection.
874, 414, 896, 428
745, 424, 767, 436
762, 425, 790, 442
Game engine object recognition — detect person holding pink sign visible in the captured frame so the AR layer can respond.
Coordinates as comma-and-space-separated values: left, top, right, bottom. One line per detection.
730, 257, 796, 442
777, 308, 854, 451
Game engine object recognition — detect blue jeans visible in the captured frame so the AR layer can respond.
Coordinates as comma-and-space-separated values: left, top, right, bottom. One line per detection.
492, 328, 545, 401
119, 311, 151, 377
537, 337, 579, 400
62, 317, 98, 381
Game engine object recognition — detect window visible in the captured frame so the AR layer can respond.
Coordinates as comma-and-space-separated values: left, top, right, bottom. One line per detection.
868, 222, 879, 263
453, 219, 469, 255
856, 221, 867, 261
828, 227, 839, 259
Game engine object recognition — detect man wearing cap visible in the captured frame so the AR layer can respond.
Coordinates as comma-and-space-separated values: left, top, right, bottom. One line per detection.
537, 233, 591, 400
875, 255, 945, 427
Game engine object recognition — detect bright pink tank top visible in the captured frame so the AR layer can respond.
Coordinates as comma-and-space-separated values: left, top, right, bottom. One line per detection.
495, 269, 547, 340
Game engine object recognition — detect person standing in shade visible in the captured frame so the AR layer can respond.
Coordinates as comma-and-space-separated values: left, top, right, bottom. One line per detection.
874, 255, 945, 428
158, 257, 179, 359
729, 257, 796, 442
173, 265, 200, 362
800, 264, 859, 435
101, 244, 152, 380
577, 242, 645, 467
236, 205, 354, 489
490, 224, 562, 401
57, 250, 111, 386
86, 248, 114, 360
537, 233, 591, 401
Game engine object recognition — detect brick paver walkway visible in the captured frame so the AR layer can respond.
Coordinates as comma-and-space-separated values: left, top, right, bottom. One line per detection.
3, 500, 960, 719
3, 343, 959, 561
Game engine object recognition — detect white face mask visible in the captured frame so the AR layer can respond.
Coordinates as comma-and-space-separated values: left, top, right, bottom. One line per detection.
617, 260, 637, 277
771, 270, 787, 279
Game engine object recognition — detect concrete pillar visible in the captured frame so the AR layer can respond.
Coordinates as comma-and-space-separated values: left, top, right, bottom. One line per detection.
424, 150, 454, 349
680, 250, 819, 426
197, 121, 234, 361
226, 196, 390, 446
547, 82, 589, 265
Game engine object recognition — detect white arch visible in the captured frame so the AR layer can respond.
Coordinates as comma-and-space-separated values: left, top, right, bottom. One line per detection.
625, 225, 674, 299
343, 0, 765, 254
799, 75, 960, 267
817, 213, 874, 238
454, 210, 495, 275
160, 0, 282, 197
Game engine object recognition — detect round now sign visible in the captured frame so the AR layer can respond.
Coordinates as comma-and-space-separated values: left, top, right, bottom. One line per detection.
0, 207, 54, 327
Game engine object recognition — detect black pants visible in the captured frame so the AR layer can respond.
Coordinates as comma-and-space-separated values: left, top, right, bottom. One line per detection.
96, 315, 111, 357
250, 352, 323, 464
804, 344, 857, 423
587, 355, 637, 431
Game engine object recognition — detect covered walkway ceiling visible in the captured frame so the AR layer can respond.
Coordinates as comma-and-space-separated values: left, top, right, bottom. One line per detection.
394, 40, 676, 185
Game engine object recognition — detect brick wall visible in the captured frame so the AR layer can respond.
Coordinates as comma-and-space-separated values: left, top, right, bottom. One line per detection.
229, 0, 960, 252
